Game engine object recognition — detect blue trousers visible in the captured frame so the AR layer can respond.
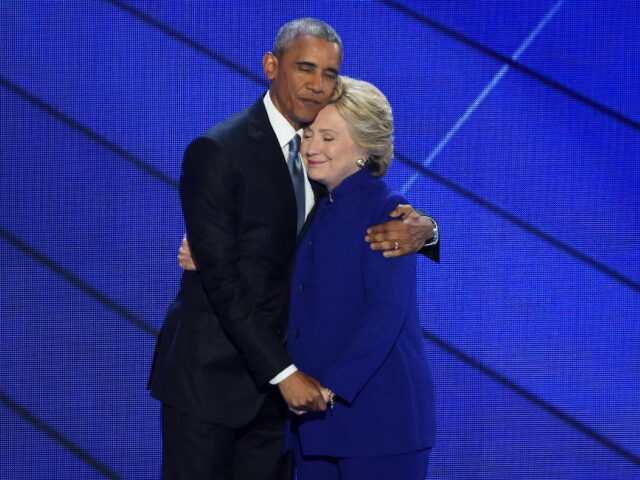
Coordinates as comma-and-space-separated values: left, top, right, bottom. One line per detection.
294, 444, 431, 480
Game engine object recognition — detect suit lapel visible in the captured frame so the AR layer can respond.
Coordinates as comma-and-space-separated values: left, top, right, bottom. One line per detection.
247, 98, 298, 231
246, 97, 329, 247
296, 180, 327, 247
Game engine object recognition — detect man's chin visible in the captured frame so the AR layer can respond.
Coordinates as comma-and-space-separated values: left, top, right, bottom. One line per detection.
296, 106, 325, 122
296, 113, 320, 125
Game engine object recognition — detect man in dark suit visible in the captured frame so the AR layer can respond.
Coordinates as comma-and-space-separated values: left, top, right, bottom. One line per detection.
149, 18, 438, 480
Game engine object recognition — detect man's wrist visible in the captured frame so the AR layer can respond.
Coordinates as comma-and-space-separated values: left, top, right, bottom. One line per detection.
423, 216, 439, 247
269, 364, 298, 385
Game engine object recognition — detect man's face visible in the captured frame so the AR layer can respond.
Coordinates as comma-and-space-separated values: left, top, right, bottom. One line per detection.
263, 35, 341, 130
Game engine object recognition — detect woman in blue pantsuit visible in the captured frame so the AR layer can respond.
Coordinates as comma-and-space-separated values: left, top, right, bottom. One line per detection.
286, 76, 435, 479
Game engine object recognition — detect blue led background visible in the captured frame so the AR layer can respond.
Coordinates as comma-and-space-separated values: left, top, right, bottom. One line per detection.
1, 1, 639, 478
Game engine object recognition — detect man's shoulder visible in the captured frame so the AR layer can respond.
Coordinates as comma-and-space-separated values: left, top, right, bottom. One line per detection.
199, 97, 267, 144
199, 106, 249, 142
180, 103, 256, 169
180, 96, 276, 172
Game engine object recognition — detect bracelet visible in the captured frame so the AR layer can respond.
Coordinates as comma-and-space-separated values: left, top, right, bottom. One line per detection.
327, 389, 335, 411
423, 216, 439, 248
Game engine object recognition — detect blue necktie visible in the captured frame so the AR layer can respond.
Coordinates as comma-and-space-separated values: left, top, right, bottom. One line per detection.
287, 134, 306, 235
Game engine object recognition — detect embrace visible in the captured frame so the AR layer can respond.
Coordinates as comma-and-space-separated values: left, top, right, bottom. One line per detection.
149, 18, 437, 480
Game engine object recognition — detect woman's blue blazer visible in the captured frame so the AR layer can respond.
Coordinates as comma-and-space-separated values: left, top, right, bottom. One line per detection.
286, 168, 435, 457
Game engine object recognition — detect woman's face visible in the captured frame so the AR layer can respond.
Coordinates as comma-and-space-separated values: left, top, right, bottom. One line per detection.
301, 104, 366, 192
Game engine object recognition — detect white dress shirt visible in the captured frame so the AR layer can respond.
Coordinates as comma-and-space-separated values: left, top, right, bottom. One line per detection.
263, 92, 315, 221
263, 91, 313, 384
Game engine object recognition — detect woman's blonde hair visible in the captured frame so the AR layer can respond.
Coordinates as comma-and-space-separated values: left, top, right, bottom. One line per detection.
329, 76, 394, 177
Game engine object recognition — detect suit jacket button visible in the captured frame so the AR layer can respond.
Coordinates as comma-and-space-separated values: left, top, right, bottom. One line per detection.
298, 284, 304, 293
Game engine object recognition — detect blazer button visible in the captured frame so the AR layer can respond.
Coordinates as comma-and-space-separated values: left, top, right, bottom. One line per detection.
298, 284, 304, 293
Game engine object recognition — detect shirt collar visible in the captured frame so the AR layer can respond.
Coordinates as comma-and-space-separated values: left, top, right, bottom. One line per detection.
263, 91, 303, 149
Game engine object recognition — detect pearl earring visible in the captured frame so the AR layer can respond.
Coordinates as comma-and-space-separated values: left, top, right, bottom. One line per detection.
356, 158, 367, 168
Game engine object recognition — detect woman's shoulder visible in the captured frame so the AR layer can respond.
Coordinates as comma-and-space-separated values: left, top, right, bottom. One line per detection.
362, 177, 408, 220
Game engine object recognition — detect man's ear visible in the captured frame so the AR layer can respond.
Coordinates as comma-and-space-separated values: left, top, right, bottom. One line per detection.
263, 52, 278, 80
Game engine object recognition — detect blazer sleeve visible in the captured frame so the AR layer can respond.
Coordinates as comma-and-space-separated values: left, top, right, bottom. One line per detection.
321, 200, 417, 404
180, 136, 292, 386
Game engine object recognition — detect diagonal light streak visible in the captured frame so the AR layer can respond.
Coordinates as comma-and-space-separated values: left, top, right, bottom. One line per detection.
422, 328, 640, 467
0, 391, 122, 479
401, 0, 564, 194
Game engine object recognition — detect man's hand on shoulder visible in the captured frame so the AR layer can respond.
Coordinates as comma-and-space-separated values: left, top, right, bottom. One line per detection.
278, 371, 327, 414
365, 204, 435, 258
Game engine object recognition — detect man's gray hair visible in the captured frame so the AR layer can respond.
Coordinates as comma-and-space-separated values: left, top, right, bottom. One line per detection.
273, 18, 342, 60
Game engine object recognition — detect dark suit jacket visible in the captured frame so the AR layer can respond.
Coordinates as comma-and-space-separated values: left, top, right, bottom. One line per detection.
148, 97, 315, 427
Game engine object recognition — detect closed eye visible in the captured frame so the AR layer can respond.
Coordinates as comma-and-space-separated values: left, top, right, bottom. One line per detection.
297, 61, 316, 72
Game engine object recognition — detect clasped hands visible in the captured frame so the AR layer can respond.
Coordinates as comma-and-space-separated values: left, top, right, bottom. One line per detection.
277, 371, 333, 415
